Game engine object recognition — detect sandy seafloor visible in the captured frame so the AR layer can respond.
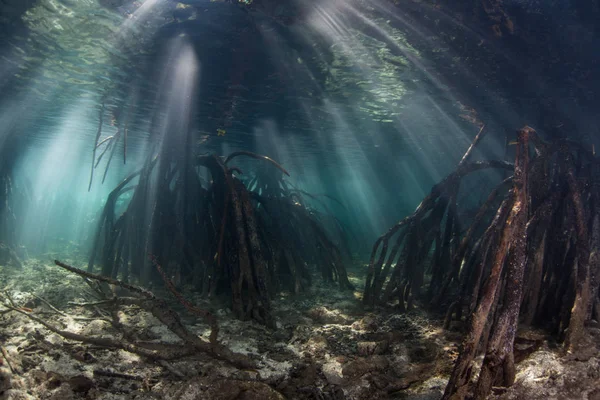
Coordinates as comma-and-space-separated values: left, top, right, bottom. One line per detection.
1, 257, 599, 400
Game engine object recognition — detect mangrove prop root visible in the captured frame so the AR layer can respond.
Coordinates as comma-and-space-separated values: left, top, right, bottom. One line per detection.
91, 149, 351, 329
363, 160, 513, 307
473, 126, 531, 399
365, 125, 600, 399
441, 190, 516, 400
564, 146, 593, 354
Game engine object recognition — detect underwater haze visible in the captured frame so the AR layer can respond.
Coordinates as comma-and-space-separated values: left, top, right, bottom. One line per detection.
2, 0, 597, 252
1, 1, 600, 399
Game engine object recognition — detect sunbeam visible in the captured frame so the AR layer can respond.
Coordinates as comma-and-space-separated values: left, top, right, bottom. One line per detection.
15, 100, 119, 253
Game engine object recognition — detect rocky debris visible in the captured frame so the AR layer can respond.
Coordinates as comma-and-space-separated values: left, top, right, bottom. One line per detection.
322, 360, 345, 386
408, 342, 439, 363
160, 377, 285, 400
3, 260, 599, 399
491, 347, 600, 400
356, 340, 389, 356
272, 360, 324, 398
2, 390, 36, 400
304, 335, 329, 357
68, 375, 94, 393
0, 367, 11, 395
351, 315, 379, 332
306, 306, 351, 325
342, 355, 389, 379
0, 259, 452, 399
71, 349, 96, 364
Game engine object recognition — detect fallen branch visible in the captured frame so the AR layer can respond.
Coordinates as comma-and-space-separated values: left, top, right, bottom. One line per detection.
151, 256, 219, 344
93, 369, 146, 381
54, 260, 255, 369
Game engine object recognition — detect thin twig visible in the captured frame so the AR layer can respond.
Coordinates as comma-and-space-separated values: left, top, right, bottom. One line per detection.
89, 102, 105, 191
458, 124, 486, 167
96, 135, 114, 149
54, 260, 155, 299
32, 294, 67, 317
1, 346, 16, 373
68, 299, 117, 307
224, 151, 290, 176
95, 139, 113, 169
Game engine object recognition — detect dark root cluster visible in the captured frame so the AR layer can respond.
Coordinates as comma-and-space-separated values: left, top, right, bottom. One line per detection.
88, 146, 353, 328
364, 126, 600, 399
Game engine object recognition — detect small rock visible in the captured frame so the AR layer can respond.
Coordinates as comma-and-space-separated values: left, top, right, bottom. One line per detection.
0, 367, 12, 393
587, 320, 600, 329
322, 361, 345, 386
588, 328, 600, 338
408, 343, 439, 363
45, 334, 64, 347
272, 328, 292, 342
305, 335, 328, 354
236, 381, 286, 400
352, 316, 378, 332
48, 384, 75, 400
80, 320, 111, 337
233, 369, 260, 381
368, 373, 390, 390
29, 370, 48, 385
589, 388, 600, 400
357, 340, 389, 356
342, 356, 389, 378
72, 350, 96, 363
2, 389, 37, 400
46, 372, 64, 390
200, 379, 285, 400
289, 362, 318, 388
68, 375, 94, 393
306, 307, 350, 325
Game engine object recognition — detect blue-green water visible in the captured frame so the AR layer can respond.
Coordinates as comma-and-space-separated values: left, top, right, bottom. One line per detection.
0, 0, 597, 262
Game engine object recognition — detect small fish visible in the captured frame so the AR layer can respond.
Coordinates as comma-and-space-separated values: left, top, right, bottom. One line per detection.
217, 128, 226, 136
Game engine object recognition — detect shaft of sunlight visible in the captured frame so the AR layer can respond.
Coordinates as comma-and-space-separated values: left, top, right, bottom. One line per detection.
15, 100, 120, 254
119, 0, 163, 32
158, 36, 200, 149
311, 0, 492, 180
